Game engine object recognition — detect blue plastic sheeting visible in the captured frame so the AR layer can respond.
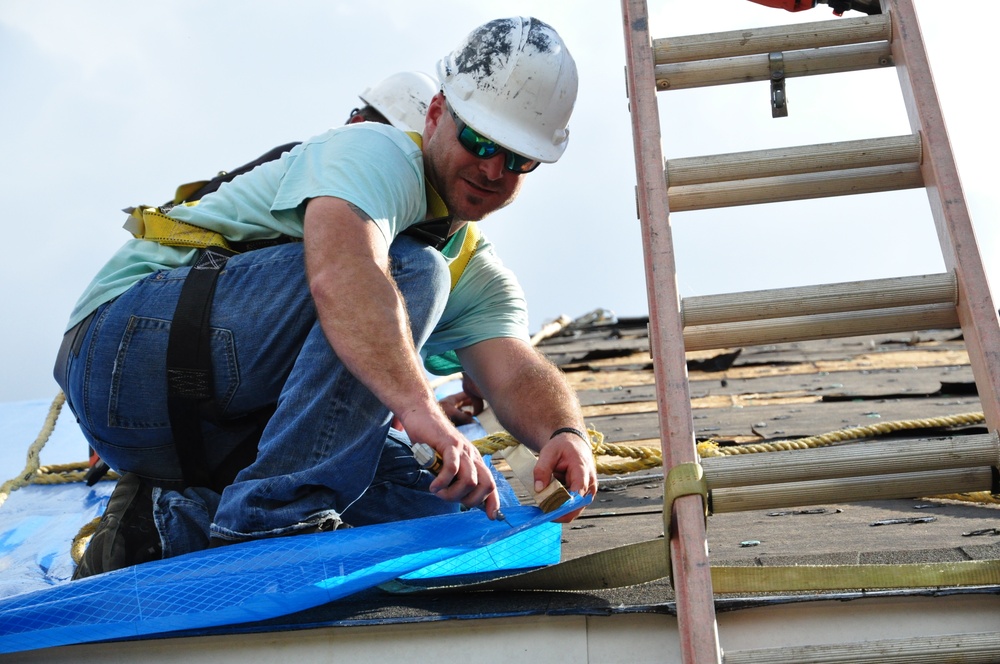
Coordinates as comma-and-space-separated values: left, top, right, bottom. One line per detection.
0, 496, 587, 654
0, 483, 111, 598
0, 397, 583, 654
0, 457, 558, 597
0, 399, 114, 597
0, 398, 542, 596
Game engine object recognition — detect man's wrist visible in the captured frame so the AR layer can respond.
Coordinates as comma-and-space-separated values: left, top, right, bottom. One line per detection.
550, 427, 589, 444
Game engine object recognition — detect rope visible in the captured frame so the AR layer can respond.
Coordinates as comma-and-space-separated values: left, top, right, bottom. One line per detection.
71, 518, 101, 565
696, 412, 987, 457
474, 416, 998, 505
0, 392, 67, 509
5, 393, 995, 507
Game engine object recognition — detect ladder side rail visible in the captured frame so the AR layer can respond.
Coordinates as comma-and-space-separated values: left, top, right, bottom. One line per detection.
885, 0, 1000, 432
653, 13, 889, 64
682, 272, 955, 328
657, 41, 892, 91
621, 1, 721, 662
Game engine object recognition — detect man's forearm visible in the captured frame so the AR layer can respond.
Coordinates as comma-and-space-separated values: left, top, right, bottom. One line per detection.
460, 337, 597, 510
462, 339, 585, 452
303, 197, 437, 418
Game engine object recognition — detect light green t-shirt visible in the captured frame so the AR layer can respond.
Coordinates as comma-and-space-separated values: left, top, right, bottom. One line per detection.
66, 123, 529, 368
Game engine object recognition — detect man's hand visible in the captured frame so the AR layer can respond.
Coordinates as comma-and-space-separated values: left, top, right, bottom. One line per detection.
534, 430, 598, 523
437, 389, 484, 425
457, 337, 598, 524
397, 407, 502, 519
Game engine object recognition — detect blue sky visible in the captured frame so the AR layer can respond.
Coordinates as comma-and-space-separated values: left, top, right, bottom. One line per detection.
1, 0, 997, 404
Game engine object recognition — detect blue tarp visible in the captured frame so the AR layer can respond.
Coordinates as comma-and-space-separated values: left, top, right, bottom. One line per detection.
0, 398, 581, 654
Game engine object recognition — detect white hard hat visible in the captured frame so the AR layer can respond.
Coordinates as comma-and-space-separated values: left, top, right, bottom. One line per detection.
359, 71, 439, 134
437, 17, 578, 163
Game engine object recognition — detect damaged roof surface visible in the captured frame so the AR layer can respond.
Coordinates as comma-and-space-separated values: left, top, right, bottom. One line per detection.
135, 314, 999, 638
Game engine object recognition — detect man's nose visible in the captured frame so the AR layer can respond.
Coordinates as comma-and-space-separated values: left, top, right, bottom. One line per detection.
480, 152, 506, 180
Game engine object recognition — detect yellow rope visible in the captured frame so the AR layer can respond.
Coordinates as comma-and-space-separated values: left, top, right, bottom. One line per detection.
0, 392, 68, 509
696, 412, 988, 457
71, 517, 101, 565
474, 417, 998, 505
6, 393, 995, 507
920, 492, 1000, 505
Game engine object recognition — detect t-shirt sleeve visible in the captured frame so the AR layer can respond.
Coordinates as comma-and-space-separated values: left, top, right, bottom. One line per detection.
421, 239, 531, 369
270, 125, 425, 244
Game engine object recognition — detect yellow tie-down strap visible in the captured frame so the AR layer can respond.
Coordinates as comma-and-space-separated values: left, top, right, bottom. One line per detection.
381, 460, 1000, 595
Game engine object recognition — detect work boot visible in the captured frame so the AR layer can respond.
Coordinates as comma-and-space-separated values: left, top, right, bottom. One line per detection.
73, 472, 162, 580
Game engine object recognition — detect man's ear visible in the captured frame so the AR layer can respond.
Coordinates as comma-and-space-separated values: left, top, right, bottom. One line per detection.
424, 92, 447, 136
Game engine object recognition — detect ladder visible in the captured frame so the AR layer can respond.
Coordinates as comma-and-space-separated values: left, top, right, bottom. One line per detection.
619, 0, 1000, 661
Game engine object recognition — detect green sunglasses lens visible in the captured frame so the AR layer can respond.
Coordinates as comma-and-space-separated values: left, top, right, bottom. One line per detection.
459, 126, 501, 158
451, 104, 540, 173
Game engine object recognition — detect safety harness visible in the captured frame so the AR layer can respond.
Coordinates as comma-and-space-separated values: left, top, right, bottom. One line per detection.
120, 132, 481, 491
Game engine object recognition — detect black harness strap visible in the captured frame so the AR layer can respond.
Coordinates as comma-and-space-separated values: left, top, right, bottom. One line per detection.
166, 247, 234, 488
157, 137, 451, 492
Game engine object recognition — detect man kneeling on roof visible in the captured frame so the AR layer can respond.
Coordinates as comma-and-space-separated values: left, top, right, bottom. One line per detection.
55, 17, 598, 579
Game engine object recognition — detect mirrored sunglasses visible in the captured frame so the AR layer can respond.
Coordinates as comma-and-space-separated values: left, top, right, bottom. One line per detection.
447, 104, 540, 174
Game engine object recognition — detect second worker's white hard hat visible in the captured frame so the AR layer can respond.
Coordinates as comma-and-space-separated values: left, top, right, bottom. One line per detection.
359, 71, 439, 134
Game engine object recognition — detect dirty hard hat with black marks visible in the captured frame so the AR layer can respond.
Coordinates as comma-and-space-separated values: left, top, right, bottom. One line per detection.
438, 17, 578, 164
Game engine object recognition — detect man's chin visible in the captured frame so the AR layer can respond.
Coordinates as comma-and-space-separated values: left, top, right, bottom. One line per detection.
450, 199, 499, 224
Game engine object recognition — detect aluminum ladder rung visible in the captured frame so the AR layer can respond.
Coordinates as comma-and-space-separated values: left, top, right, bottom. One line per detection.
682, 272, 955, 327
667, 134, 921, 187
684, 302, 958, 352
669, 162, 922, 212
657, 41, 892, 91
702, 433, 999, 490
712, 467, 992, 514
654, 13, 890, 64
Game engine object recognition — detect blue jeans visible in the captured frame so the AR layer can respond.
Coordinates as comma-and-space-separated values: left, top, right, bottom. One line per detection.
58, 236, 459, 557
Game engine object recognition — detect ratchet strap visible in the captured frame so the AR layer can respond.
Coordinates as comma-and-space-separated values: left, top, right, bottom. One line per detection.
382, 460, 1000, 595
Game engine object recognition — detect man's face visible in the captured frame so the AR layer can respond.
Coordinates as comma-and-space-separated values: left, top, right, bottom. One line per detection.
422, 94, 524, 224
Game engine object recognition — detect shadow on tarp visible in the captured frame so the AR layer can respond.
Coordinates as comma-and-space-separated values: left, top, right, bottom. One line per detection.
0, 495, 586, 654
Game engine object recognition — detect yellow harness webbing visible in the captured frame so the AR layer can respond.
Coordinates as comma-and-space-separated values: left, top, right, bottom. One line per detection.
448, 223, 480, 292
123, 131, 481, 290
123, 207, 232, 251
